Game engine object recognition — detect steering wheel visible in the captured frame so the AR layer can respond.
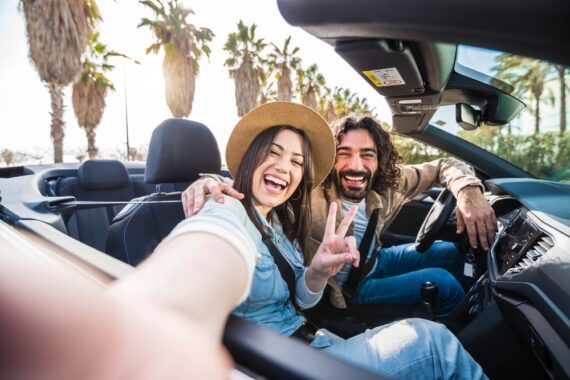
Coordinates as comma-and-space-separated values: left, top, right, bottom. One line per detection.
415, 189, 456, 253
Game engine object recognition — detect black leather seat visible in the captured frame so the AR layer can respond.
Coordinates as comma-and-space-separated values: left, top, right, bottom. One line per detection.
106, 118, 221, 266
56, 159, 153, 251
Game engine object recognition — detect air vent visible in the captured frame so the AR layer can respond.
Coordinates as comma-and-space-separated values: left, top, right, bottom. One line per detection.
504, 234, 553, 276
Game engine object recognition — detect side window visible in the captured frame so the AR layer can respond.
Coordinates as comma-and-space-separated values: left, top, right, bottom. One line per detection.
392, 134, 448, 164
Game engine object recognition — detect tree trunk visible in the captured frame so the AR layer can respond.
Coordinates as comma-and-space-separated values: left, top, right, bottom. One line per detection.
534, 95, 540, 134
325, 102, 336, 123
84, 125, 98, 159
235, 56, 260, 116
558, 65, 567, 135
277, 66, 292, 101
48, 83, 65, 163
164, 51, 196, 118
303, 86, 317, 110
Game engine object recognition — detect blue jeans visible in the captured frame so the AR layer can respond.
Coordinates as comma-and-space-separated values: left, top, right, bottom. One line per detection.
311, 318, 487, 379
352, 241, 465, 313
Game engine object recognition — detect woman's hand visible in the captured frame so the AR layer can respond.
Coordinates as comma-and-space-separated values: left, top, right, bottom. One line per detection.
305, 203, 359, 292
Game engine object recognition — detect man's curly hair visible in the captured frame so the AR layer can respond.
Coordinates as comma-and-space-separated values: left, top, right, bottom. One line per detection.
329, 115, 403, 193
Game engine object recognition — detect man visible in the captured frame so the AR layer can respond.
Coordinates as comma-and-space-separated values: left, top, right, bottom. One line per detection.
183, 115, 496, 313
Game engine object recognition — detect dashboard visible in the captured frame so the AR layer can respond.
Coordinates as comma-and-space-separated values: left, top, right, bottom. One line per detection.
484, 179, 570, 379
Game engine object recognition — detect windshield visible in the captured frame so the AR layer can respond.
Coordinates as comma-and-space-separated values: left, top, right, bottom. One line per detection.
430, 45, 570, 183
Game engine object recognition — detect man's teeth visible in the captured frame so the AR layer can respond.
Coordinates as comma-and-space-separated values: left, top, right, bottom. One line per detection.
345, 175, 365, 182
265, 175, 287, 188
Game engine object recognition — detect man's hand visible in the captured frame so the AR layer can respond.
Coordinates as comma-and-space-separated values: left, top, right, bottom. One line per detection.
306, 203, 359, 292
182, 177, 243, 218
456, 186, 497, 250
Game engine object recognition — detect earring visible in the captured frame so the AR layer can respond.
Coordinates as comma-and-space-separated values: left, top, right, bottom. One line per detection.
290, 188, 302, 201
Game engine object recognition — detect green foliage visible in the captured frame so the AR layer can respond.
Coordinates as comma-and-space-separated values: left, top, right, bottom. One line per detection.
458, 125, 570, 182
139, 0, 214, 72
392, 135, 448, 164
223, 20, 267, 79
267, 36, 301, 77
79, 32, 134, 91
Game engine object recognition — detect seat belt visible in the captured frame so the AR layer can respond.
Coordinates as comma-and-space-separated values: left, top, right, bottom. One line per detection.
262, 238, 298, 308
343, 208, 380, 299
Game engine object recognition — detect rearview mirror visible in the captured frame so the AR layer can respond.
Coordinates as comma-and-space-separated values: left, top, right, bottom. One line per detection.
456, 103, 482, 130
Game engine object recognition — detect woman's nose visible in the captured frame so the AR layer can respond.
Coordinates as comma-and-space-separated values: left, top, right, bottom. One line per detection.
274, 157, 289, 173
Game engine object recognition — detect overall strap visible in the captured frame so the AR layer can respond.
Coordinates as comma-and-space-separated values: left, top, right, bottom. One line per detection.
343, 208, 380, 299
262, 238, 298, 307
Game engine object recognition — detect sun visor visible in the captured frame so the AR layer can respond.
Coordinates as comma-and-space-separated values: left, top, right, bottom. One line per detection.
335, 40, 424, 97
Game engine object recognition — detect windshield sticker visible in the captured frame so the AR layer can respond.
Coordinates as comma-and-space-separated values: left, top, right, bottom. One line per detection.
363, 68, 406, 87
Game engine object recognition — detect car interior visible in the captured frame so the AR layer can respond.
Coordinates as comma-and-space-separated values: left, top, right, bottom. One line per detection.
1, 0, 569, 379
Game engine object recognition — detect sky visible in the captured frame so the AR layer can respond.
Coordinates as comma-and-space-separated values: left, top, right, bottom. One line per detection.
0, 0, 390, 164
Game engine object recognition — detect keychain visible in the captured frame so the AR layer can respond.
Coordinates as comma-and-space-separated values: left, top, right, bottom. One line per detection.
464, 250, 476, 277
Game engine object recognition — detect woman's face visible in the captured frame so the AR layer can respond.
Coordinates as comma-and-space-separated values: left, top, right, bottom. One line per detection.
251, 129, 305, 218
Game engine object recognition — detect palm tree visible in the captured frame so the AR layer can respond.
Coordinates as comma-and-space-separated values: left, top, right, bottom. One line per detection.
139, 0, 214, 118
267, 36, 301, 101
295, 64, 326, 110
350, 96, 376, 116
318, 86, 337, 122
224, 21, 267, 116
494, 54, 554, 134
72, 32, 132, 159
332, 87, 357, 118
2, 149, 14, 166
21, 0, 99, 163
554, 65, 568, 134
258, 72, 277, 105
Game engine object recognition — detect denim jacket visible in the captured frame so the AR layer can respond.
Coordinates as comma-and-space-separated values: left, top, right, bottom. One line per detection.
198, 195, 324, 337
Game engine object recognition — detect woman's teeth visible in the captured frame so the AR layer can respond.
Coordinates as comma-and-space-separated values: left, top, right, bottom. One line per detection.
264, 174, 287, 189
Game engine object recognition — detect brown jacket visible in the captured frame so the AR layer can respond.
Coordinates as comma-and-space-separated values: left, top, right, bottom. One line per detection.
307, 157, 483, 308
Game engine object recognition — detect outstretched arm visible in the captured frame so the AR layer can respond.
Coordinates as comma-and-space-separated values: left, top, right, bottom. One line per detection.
0, 217, 256, 379
401, 158, 497, 250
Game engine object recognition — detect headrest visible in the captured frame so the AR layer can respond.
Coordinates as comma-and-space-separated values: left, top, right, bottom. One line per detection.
78, 160, 130, 190
145, 118, 221, 184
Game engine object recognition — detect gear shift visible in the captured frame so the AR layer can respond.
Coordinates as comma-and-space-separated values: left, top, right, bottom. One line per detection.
421, 281, 439, 321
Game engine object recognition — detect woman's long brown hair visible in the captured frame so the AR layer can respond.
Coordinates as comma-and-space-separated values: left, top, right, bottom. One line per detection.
233, 125, 314, 264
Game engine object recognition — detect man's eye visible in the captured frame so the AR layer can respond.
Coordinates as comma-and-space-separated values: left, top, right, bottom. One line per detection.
362, 153, 376, 159
337, 152, 349, 157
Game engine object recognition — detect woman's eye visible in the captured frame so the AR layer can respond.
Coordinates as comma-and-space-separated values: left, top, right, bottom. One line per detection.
269, 150, 279, 156
292, 160, 303, 167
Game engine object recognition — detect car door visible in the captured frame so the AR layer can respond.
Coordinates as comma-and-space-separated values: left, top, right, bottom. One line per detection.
380, 188, 442, 247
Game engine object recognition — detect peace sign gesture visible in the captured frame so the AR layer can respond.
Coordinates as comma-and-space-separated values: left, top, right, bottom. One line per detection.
305, 203, 359, 292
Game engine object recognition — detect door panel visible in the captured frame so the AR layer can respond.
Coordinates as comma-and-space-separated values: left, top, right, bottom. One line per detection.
381, 187, 442, 247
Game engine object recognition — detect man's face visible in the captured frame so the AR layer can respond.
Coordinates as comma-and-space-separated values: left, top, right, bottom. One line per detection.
333, 129, 378, 201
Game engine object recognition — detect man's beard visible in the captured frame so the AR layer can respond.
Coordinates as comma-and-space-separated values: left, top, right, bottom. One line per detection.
333, 169, 373, 202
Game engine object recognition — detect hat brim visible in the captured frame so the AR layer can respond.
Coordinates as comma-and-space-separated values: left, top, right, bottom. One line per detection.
226, 102, 335, 189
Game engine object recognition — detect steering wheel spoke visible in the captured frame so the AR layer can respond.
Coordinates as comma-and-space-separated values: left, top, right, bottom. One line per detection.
415, 189, 456, 252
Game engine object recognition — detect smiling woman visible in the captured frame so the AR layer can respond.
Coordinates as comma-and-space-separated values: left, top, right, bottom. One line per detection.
187, 101, 487, 378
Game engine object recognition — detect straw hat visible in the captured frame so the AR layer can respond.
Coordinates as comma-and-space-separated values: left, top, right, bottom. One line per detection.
226, 102, 335, 189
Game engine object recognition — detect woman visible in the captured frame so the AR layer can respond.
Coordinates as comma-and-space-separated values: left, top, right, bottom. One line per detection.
194, 101, 486, 379
0, 204, 258, 379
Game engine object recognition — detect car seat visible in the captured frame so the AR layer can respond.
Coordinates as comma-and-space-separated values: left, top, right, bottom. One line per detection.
55, 159, 152, 251
105, 118, 221, 266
